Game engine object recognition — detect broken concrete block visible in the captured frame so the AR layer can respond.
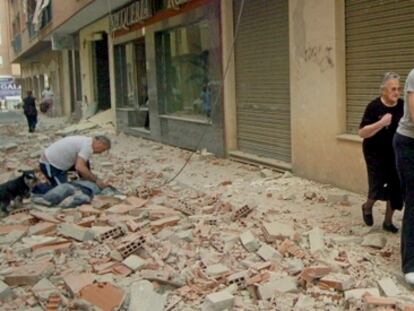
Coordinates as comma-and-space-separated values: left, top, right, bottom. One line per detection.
284, 258, 304, 275
122, 255, 146, 271
116, 234, 146, 259
298, 266, 332, 283
58, 223, 95, 242
377, 277, 401, 297
95, 226, 125, 242
202, 290, 234, 311
232, 204, 253, 220
362, 233, 386, 249
4, 262, 54, 286
257, 276, 298, 300
0, 230, 26, 245
150, 216, 180, 229
240, 230, 259, 252
206, 264, 230, 277
124, 196, 147, 208
345, 287, 380, 301
128, 280, 166, 311
308, 227, 324, 253
30, 210, 60, 224
63, 273, 96, 296
320, 273, 355, 291
31, 278, 58, 300
257, 244, 283, 261
262, 221, 295, 242
278, 239, 306, 259
28, 222, 56, 236
0, 280, 13, 300
227, 271, 248, 288
79, 282, 125, 311
363, 295, 398, 307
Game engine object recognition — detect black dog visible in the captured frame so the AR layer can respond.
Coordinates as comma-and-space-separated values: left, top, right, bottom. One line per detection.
0, 170, 38, 214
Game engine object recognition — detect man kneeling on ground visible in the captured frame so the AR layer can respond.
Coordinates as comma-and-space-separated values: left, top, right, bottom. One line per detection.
38, 135, 111, 189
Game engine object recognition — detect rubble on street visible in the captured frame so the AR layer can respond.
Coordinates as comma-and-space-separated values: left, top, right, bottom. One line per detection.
0, 117, 413, 311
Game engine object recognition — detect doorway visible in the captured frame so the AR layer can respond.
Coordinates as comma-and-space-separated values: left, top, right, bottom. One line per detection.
93, 32, 111, 111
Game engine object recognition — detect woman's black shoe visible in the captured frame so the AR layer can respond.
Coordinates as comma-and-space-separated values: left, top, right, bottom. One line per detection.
362, 204, 373, 226
383, 222, 398, 233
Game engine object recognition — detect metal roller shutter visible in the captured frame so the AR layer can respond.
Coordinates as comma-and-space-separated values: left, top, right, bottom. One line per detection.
346, 0, 414, 133
233, 0, 290, 163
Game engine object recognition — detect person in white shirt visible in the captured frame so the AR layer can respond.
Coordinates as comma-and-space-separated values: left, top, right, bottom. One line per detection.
39, 135, 111, 189
41, 86, 54, 116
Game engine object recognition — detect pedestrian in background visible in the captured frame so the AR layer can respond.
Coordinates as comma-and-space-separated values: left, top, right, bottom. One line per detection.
22, 90, 38, 133
359, 72, 403, 233
393, 68, 414, 285
41, 86, 54, 116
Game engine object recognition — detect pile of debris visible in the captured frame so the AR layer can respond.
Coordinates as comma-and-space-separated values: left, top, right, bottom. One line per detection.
0, 119, 413, 311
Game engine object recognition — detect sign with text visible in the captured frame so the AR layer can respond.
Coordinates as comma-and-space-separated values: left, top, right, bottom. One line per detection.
0, 77, 21, 100
111, 0, 152, 32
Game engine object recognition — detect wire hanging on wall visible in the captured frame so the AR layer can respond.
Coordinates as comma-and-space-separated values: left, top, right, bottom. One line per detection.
104, 0, 247, 188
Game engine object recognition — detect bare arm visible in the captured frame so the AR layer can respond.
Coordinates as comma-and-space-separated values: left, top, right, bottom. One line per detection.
74, 156, 109, 188
358, 113, 391, 139
75, 156, 97, 182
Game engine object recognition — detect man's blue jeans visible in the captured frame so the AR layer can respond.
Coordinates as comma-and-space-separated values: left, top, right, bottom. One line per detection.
39, 162, 68, 187
393, 133, 414, 273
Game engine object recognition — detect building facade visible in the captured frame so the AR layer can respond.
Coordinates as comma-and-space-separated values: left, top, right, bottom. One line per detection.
7, 0, 414, 194
222, 0, 414, 193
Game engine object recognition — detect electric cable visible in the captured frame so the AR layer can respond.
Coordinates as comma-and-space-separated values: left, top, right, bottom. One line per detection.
158, 0, 246, 187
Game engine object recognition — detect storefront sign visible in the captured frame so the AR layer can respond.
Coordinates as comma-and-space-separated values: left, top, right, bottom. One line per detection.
0, 77, 21, 100
168, 0, 190, 9
111, 0, 152, 32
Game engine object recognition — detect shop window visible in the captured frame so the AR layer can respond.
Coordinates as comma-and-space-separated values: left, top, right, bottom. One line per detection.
156, 20, 213, 121
115, 41, 147, 108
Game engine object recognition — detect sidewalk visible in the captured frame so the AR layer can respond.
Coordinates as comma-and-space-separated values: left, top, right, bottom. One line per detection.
0, 116, 411, 310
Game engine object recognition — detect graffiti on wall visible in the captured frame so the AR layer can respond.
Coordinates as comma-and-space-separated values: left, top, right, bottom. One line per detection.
304, 45, 334, 72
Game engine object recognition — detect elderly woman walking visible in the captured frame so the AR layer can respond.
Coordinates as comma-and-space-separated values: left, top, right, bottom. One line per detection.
359, 72, 403, 233
393, 68, 414, 285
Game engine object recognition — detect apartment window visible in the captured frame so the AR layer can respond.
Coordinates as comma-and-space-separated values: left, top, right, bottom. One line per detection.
0, 26, 2, 45
41, 2, 52, 28
0, 56, 3, 68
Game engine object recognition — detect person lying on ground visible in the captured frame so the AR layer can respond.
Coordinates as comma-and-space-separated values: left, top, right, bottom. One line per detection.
32, 179, 121, 208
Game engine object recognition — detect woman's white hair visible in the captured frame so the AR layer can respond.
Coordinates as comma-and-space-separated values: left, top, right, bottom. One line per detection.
380, 72, 400, 90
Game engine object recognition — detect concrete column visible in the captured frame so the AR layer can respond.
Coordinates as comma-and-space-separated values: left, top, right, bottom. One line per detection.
221, 0, 237, 154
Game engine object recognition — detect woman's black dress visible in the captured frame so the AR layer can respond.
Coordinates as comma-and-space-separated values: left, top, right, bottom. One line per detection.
360, 97, 404, 210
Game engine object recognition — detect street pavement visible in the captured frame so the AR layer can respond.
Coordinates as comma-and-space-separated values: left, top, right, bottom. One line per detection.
0, 110, 25, 124
0, 110, 25, 146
